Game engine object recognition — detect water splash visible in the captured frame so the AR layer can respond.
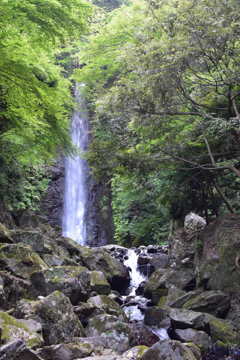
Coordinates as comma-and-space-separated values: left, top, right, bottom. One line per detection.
62, 84, 89, 245
124, 249, 146, 296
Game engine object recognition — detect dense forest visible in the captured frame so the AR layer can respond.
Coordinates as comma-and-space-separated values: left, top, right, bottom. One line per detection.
1, 0, 240, 246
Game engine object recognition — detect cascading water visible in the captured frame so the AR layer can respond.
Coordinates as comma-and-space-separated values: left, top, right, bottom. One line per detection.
62, 83, 89, 245
123, 249, 147, 321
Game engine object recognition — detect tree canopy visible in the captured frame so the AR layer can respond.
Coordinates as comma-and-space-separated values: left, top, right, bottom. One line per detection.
75, 0, 240, 244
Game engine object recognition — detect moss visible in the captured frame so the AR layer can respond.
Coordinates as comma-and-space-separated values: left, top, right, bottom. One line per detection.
207, 315, 238, 345
0, 311, 42, 348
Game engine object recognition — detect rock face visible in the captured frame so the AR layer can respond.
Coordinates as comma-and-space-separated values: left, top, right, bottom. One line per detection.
196, 214, 240, 293
40, 159, 65, 228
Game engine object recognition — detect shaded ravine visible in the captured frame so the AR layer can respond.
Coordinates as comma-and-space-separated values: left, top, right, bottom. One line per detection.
62, 83, 90, 245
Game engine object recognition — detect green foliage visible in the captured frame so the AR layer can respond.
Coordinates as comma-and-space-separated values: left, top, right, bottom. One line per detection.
76, 0, 240, 244
0, 0, 92, 166
0, 161, 50, 212
112, 172, 170, 246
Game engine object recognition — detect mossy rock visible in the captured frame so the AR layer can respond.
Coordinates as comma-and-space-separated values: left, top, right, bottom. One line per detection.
144, 268, 195, 305
0, 311, 43, 348
35, 291, 85, 345
170, 290, 230, 318
90, 271, 111, 295
141, 339, 199, 360
196, 215, 240, 293
174, 328, 211, 352
86, 313, 132, 353
11, 230, 48, 253
88, 295, 127, 320
30, 266, 91, 303
206, 314, 238, 346
37, 342, 94, 359
123, 345, 149, 359
77, 247, 130, 293
0, 244, 48, 279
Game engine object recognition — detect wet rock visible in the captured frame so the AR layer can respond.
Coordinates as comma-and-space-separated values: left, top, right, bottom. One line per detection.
86, 314, 132, 353
37, 342, 94, 360
196, 214, 240, 293
170, 290, 230, 318
141, 339, 199, 360
88, 295, 127, 320
0, 244, 48, 279
174, 328, 211, 352
30, 266, 91, 304
0, 311, 43, 348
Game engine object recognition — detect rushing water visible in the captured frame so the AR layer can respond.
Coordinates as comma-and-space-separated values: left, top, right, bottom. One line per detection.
62, 84, 89, 245
124, 249, 146, 296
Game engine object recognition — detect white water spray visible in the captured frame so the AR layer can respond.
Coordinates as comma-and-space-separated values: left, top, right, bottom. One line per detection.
124, 249, 146, 296
62, 84, 89, 245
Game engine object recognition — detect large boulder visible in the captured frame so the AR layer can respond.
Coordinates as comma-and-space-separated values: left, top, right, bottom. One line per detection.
196, 214, 240, 293
87, 295, 127, 321
141, 339, 200, 360
0, 272, 32, 309
78, 247, 130, 293
169, 308, 238, 346
0, 340, 44, 360
30, 266, 91, 304
174, 328, 211, 352
90, 271, 111, 295
144, 268, 195, 305
169, 308, 208, 331
13, 291, 85, 345
0, 311, 43, 348
37, 342, 94, 360
86, 314, 132, 353
0, 244, 48, 279
169, 290, 230, 318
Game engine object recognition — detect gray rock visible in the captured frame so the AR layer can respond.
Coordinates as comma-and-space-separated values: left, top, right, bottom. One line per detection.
86, 314, 132, 353
175, 328, 211, 351
37, 342, 94, 360
141, 339, 199, 360
0, 340, 44, 360
30, 266, 91, 304
170, 290, 230, 318
169, 308, 208, 330
88, 295, 127, 321
144, 307, 168, 327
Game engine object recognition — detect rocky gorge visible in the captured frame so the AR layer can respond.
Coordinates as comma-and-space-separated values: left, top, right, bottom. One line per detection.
0, 213, 240, 359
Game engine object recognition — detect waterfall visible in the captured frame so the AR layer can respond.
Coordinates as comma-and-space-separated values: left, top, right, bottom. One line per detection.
62, 83, 89, 245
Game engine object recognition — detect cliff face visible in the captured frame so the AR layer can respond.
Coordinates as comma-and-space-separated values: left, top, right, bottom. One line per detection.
40, 159, 114, 245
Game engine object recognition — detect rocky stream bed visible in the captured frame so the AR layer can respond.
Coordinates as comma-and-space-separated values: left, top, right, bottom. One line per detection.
0, 213, 240, 359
